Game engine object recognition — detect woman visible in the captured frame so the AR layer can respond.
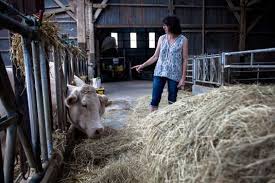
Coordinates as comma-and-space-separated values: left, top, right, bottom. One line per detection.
132, 16, 188, 112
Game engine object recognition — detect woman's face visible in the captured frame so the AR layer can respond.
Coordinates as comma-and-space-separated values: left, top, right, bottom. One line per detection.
163, 24, 169, 34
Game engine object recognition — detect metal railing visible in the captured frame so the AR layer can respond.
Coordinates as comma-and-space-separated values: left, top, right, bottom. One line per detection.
0, 1, 88, 182
186, 47, 275, 86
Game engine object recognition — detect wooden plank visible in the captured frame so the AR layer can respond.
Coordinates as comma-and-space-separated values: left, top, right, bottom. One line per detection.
76, 0, 86, 50
225, 0, 240, 23
53, 0, 76, 21
94, 0, 109, 21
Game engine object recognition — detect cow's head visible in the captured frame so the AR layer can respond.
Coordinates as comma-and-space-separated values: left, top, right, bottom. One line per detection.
65, 84, 108, 138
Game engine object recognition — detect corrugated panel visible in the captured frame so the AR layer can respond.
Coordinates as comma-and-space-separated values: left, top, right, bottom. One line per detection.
0, 39, 10, 50
175, 0, 202, 6
97, 6, 167, 26
206, 33, 238, 53
8, 0, 44, 14
45, 0, 59, 8
184, 33, 201, 55
175, 8, 202, 24
54, 14, 74, 21
0, 30, 9, 37
206, 8, 237, 24
1, 52, 11, 66
58, 22, 77, 37
109, 0, 168, 4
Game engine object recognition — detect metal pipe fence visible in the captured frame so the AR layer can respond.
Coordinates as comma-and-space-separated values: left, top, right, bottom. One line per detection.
186, 48, 275, 86
0, 1, 88, 182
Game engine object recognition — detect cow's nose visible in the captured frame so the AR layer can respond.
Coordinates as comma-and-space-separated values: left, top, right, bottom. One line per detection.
95, 128, 104, 135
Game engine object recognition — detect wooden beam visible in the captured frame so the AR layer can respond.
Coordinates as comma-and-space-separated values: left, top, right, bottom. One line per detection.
202, 0, 205, 54
225, 0, 240, 23
247, 0, 262, 6
44, 7, 73, 15
88, 2, 95, 79
247, 14, 263, 33
95, 24, 238, 29
94, 0, 109, 21
168, 0, 174, 15
53, 0, 76, 21
239, 0, 247, 50
76, 0, 86, 50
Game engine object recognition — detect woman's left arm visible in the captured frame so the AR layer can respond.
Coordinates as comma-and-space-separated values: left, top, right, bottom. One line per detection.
177, 39, 189, 89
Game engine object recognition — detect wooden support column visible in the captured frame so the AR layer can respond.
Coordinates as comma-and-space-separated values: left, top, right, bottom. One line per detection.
239, 0, 247, 50
76, 0, 86, 51
88, 1, 95, 80
202, 0, 205, 54
96, 40, 100, 77
168, 0, 174, 15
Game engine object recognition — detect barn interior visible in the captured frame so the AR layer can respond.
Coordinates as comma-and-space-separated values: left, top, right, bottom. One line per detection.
1, 0, 275, 183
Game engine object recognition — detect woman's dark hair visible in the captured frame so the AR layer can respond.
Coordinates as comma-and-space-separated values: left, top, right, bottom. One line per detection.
162, 16, 182, 35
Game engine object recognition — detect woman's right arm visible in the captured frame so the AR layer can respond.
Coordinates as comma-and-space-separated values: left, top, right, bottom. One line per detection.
132, 36, 163, 72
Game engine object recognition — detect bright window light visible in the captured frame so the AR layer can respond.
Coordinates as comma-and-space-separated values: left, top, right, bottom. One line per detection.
130, 32, 137, 48
111, 32, 118, 46
149, 32, 155, 48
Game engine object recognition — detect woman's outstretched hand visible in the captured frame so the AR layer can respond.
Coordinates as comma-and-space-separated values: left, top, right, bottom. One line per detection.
131, 64, 144, 73
177, 78, 185, 90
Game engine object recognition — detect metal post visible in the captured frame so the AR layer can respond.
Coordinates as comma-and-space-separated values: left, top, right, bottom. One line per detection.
250, 53, 254, 65
0, 139, 4, 183
53, 46, 64, 130
192, 58, 197, 85
221, 53, 226, 86
17, 125, 43, 172
39, 41, 53, 159
22, 37, 40, 160
4, 124, 17, 183
64, 50, 69, 84
32, 41, 48, 162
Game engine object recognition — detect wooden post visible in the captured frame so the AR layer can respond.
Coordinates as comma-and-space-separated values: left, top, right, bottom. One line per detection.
202, 0, 205, 54
239, 0, 247, 50
168, 0, 174, 15
88, 1, 96, 80
96, 39, 101, 77
76, 0, 86, 51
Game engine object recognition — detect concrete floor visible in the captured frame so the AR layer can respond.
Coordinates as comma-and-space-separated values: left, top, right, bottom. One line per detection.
102, 80, 153, 101
101, 80, 153, 129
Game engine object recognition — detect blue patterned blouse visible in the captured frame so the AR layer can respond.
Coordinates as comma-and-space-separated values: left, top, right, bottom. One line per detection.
154, 34, 187, 82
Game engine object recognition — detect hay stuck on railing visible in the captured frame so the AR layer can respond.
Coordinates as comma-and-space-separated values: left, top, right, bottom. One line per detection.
10, 15, 86, 77
60, 85, 275, 183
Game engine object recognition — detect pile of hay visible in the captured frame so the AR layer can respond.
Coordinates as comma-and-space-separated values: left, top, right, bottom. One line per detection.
60, 85, 275, 183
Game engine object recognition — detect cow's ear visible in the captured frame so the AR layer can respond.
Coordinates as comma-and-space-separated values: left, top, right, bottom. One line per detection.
65, 93, 78, 108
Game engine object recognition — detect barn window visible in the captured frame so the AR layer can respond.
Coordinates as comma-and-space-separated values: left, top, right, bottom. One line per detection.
130, 32, 137, 48
111, 32, 118, 46
149, 32, 155, 48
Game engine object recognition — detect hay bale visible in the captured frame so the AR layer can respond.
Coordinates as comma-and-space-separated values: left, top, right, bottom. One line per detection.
139, 85, 275, 183
61, 85, 275, 183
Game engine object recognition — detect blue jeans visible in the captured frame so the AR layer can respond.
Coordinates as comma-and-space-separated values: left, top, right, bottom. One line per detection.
151, 76, 179, 107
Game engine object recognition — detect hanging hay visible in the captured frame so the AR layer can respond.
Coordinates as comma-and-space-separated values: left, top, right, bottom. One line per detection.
10, 15, 86, 77
10, 33, 24, 76
60, 85, 275, 183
